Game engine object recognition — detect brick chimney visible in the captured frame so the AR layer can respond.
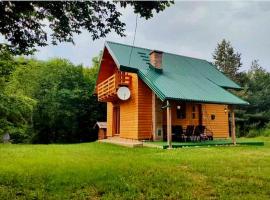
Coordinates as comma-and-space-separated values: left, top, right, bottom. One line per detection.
149, 50, 163, 70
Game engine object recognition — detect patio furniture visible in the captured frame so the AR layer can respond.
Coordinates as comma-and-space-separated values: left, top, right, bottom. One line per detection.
205, 128, 214, 140
183, 125, 194, 142
194, 125, 206, 141
172, 125, 183, 141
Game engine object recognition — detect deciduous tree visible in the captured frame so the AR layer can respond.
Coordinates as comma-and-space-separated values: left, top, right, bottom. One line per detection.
0, 1, 172, 55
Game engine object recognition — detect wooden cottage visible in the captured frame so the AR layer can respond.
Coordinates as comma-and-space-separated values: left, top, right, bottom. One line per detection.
95, 41, 248, 146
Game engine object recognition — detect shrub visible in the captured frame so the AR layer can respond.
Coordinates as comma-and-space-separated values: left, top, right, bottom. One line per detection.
246, 126, 270, 138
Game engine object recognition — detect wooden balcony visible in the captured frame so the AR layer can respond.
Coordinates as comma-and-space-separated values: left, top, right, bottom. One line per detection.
97, 71, 132, 102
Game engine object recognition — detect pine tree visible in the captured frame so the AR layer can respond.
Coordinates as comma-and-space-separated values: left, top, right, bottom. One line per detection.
250, 59, 264, 73
213, 39, 242, 81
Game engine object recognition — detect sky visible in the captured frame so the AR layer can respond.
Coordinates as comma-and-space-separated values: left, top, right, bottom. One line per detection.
32, 2, 270, 71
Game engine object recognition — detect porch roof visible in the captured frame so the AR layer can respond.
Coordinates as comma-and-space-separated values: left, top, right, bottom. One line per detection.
104, 41, 249, 105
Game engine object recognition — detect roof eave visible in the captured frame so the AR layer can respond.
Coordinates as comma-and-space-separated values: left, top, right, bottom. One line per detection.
164, 97, 249, 106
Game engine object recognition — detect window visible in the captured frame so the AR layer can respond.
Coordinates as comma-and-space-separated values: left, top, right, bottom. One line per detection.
157, 128, 162, 136
176, 103, 186, 119
192, 106, 196, 119
211, 114, 216, 120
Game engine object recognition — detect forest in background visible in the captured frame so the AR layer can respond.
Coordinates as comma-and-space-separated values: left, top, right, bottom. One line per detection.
0, 40, 270, 143
0, 51, 105, 143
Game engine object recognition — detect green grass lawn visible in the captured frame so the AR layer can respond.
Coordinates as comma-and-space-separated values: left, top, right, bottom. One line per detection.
0, 137, 269, 200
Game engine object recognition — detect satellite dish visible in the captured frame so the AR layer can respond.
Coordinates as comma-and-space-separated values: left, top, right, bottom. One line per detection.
117, 86, 131, 100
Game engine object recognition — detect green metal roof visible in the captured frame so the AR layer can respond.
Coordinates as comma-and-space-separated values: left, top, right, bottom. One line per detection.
105, 41, 249, 105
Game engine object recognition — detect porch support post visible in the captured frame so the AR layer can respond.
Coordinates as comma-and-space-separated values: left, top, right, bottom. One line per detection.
230, 106, 236, 145
166, 100, 172, 149
152, 92, 156, 141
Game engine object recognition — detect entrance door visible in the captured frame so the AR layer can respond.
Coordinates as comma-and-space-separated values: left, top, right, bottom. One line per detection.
190, 104, 202, 125
113, 106, 120, 136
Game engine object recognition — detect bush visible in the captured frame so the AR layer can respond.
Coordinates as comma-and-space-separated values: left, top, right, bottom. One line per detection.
246, 126, 270, 138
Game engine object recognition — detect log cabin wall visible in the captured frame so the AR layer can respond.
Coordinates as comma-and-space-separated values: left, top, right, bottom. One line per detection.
163, 102, 200, 127
162, 103, 229, 139
202, 104, 229, 138
106, 102, 113, 137
106, 74, 153, 140
137, 78, 153, 140
152, 93, 163, 141
107, 76, 230, 140
118, 73, 139, 139
97, 48, 118, 85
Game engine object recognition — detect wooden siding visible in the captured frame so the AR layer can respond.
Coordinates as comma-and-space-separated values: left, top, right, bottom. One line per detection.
163, 102, 229, 138
106, 74, 154, 140
202, 104, 229, 138
98, 129, 107, 140
105, 74, 229, 140
152, 93, 163, 141
118, 73, 139, 139
137, 78, 152, 140
163, 102, 200, 127
96, 48, 118, 85
106, 102, 113, 137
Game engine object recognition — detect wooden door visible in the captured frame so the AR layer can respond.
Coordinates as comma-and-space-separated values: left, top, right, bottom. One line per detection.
113, 106, 120, 135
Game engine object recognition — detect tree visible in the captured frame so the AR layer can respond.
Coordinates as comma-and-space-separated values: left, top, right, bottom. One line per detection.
0, 1, 172, 55
4, 54, 105, 143
0, 50, 35, 142
249, 59, 265, 74
234, 60, 270, 136
213, 39, 242, 81
0, 48, 15, 89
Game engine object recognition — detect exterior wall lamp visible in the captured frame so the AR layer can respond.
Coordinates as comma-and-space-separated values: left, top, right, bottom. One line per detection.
224, 106, 228, 113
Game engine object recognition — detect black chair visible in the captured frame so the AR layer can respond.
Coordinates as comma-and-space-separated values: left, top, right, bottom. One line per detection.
194, 125, 206, 141
183, 125, 194, 142
172, 125, 183, 142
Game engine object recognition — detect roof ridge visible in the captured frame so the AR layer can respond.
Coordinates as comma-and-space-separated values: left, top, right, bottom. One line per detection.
105, 40, 208, 62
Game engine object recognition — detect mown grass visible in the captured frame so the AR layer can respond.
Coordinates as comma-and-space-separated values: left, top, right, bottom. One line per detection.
0, 137, 269, 200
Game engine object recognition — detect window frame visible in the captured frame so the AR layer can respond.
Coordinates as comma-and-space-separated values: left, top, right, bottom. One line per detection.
176, 103, 186, 119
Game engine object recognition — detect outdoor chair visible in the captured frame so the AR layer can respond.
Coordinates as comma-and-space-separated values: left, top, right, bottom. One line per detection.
183, 125, 194, 142
172, 125, 183, 141
205, 128, 214, 140
194, 125, 206, 141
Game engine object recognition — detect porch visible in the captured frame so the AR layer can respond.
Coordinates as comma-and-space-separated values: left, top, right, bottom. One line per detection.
143, 139, 264, 149
152, 96, 237, 148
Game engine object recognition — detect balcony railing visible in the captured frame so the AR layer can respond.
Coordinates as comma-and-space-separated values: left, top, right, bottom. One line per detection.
97, 71, 132, 102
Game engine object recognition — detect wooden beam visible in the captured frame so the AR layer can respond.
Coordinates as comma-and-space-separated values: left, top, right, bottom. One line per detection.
152, 92, 156, 141
166, 100, 172, 149
230, 106, 236, 145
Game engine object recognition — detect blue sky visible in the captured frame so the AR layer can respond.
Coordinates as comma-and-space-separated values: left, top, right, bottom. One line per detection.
29, 2, 270, 70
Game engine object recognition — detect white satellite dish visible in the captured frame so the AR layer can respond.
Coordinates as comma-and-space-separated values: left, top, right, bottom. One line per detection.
117, 86, 131, 100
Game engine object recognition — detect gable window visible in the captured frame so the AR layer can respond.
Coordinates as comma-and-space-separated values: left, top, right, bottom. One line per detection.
176, 103, 186, 119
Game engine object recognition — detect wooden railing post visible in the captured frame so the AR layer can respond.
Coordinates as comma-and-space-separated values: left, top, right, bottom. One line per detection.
96, 71, 132, 102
